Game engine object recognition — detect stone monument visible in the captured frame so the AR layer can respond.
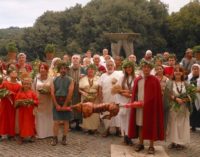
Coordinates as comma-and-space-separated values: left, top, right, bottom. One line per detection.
104, 32, 140, 58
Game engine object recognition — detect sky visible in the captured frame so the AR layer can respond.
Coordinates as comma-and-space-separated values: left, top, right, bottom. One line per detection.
0, 0, 191, 29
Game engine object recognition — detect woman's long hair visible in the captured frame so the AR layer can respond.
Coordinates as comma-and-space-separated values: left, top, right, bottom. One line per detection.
121, 67, 135, 90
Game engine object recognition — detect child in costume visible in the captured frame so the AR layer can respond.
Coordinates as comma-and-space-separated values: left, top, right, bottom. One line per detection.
15, 72, 38, 144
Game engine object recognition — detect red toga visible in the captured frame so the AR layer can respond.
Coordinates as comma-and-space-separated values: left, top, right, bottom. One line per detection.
15, 90, 38, 138
128, 75, 164, 141
0, 81, 21, 136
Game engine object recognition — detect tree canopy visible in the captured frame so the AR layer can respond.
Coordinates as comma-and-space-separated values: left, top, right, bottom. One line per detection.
0, 0, 199, 61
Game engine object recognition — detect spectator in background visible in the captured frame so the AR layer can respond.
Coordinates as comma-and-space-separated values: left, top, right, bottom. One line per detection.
93, 54, 106, 75
16, 53, 32, 78
164, 54, 177, 79
83, 57, 92, 67
63, 54, 71, 64
193, 46, 200, 65
143, 50, 153, 62
48, 57, 61, 78
85, 50, 93, 63
100, 48, 114, 66
151, 55, 164, 75
128, 54, 137, 64
163, 52, 170, 65
180, 48, 196, 75
114, 56, 123, 71
69, 54, 85, 131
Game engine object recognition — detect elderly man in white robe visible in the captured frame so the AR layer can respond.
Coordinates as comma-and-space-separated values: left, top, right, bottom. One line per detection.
98, 59, 122, 137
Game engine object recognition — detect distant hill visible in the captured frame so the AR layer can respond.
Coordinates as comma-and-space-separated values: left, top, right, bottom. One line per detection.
0, 27, 24, 39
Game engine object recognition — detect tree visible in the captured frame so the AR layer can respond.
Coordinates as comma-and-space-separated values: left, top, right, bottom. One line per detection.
0, 0, 169, 60
165, 1, 200, 59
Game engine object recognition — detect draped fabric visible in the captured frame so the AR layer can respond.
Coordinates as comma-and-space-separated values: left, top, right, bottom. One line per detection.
128, 75, 164, 141
0, 81, 21, 136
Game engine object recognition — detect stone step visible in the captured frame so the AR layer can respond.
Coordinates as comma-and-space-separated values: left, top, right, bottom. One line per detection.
111, 144, 169, 157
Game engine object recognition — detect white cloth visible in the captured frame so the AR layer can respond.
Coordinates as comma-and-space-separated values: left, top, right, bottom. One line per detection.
114, 75, 134, 135
99, 71, 122, 129
166, 82, 190, 145
136, 78, 144, 126
195, 78, 200, 111
33, 76, 54, 138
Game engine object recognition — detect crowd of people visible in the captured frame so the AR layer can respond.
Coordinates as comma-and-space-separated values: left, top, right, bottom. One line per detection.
0, 47, 200, 155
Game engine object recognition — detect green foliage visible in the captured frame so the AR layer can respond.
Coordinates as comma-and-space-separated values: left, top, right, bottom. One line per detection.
44, 44, 56, 54
0, 27, 24, 56
1, 0, 200, 61
165, 1, 200, 59
193, 45, 200, 53
6, 41, 18, 52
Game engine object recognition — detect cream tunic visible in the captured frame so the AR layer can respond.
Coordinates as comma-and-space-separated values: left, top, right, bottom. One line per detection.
33, 76, 53, 139
166, 81, 190, 145
79, 76, 100, 130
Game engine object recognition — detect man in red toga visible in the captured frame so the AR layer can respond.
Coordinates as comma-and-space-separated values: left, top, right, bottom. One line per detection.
128, 59, 164, 154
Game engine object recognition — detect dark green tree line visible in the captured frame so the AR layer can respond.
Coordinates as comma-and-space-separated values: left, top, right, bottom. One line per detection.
0, 0, 199, 61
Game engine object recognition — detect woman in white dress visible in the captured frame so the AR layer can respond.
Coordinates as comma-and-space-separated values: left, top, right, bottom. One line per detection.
33, 63, 53, 138
165, 66, 190, 150
115, 61, 135, 145
79, 64, 100, 134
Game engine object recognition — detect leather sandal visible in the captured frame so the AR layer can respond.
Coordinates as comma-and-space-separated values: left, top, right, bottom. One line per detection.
61, 135, 67, 145
102, 130, 110, 137
51, 136, 58, 146
176, 144, 185, 150
148, 146, 155, 154
135, 144, 144, 152
168, 143, 177, 149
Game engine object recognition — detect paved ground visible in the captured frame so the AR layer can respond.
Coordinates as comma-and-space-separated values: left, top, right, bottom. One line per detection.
0, 130, 200, 157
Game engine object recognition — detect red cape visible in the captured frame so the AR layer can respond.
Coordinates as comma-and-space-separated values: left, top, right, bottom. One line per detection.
128, 75, 164, 141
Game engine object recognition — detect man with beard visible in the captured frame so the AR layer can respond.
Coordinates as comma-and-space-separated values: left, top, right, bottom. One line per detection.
98, 59, 122, 137
69, 54, 85, 130
51, 62, 74, 146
